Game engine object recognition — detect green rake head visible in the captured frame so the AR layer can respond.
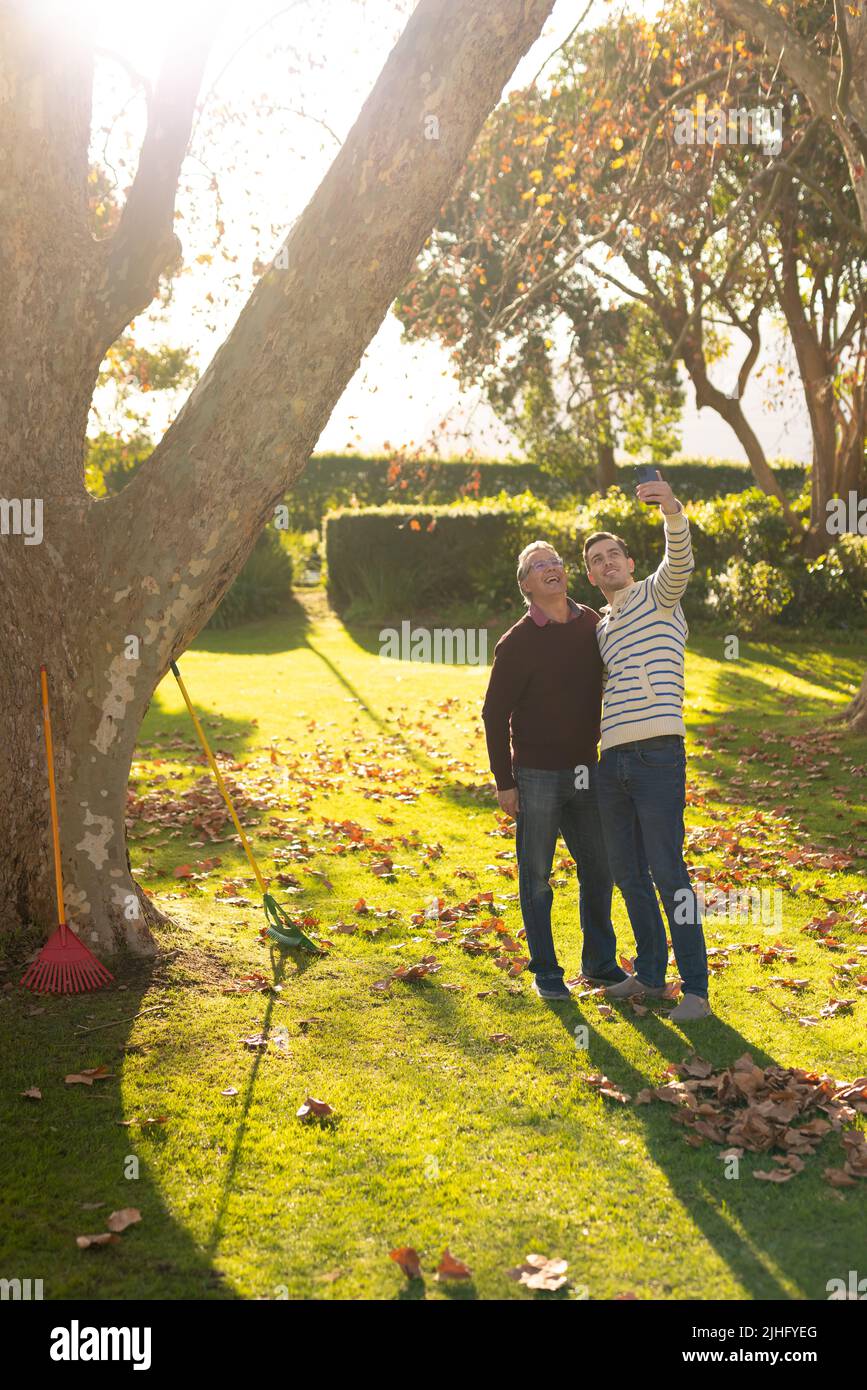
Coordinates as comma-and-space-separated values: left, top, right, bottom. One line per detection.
261, 894, 322, 953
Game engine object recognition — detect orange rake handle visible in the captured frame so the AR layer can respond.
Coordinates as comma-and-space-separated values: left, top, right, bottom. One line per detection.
40, 665, 68, 938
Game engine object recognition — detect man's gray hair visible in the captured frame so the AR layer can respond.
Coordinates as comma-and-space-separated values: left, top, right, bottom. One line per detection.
516, 540, 562, 606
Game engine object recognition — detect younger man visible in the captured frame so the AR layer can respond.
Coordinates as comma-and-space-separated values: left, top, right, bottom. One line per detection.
585, 476, 711, 1021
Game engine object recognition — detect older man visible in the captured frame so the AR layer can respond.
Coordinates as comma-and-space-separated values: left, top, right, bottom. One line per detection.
481, 541, 627, 999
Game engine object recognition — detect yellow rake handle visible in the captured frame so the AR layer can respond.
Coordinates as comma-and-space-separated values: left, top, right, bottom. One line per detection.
40, 665, 67, 929
170, 660, 267, 895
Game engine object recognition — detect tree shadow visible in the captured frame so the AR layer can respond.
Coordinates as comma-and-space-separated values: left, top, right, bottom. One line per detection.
390, 973, 865, 1300
191, 593, 311, 656
686, 635, 867, 857
1, 955, 239, 1300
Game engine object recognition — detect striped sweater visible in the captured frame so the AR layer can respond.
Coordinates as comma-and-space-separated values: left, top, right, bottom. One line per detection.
595, 508, 693, 752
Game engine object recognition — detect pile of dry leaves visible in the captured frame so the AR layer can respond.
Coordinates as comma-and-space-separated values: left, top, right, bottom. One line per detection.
587, 1053, 867, 1186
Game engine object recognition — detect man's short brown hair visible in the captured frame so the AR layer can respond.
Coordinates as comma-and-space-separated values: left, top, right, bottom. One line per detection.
583, 531, 630, 565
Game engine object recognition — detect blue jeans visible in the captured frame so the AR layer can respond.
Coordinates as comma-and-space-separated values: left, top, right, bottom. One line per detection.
596, 735, 709, 998
513, 765, 626, 985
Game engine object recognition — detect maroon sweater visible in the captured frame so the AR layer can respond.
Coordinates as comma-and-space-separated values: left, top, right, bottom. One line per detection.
481, 600, 603, 791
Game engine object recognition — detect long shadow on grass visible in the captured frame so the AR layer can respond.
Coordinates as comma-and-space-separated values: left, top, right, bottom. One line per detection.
201, 946, 321, 1263
191, 593, 311, 656
0, 957, 238, 1300
689, 633, 864, 704
393, 977, 865, 1300
691, 644, 867, 862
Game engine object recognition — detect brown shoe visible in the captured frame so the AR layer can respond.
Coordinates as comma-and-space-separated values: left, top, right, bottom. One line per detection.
605, 976, 667, 1000
669, 993, 713, 1021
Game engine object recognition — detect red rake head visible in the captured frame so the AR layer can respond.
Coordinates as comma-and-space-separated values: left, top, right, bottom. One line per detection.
20, 924, 114, 995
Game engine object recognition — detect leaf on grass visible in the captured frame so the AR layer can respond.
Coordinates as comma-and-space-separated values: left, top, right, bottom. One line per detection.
681, 1054, 713, 1079
436, 1248, 472, 1280
583, 1074, 631, 1103
21, 1086, 42, 1100
754, 1168, 795, 1182
107, 1208, 142, 1233
824, 1167, 857, 1188
76, 1233, 121, 1249
389, 1246, 422, 1279
297, 1096, 333, 1121
507, 1253, 569, 1291
65, 1066, 113, 1086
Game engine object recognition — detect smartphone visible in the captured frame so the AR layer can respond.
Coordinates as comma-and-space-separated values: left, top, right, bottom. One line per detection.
635, 464, 660, 486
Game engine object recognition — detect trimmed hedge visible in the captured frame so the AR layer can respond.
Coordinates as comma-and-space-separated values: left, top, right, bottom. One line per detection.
289, 452, 806, 528
324, 499, 564, 616
324, 490, 867, 630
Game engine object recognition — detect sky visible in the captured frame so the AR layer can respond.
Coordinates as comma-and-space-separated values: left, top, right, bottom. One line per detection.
77, 0, 812, 464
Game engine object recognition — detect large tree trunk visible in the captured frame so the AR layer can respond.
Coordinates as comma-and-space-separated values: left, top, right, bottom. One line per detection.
0, 0, 556, 953
846, 672, 867, 733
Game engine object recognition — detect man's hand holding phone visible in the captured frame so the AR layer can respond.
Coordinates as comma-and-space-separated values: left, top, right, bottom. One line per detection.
634, 466, 681, 515
497, 787, 519, 818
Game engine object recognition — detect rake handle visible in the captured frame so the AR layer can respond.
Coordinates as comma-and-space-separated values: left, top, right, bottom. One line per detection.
170, 660, 267, 895
40, 665, 68, 938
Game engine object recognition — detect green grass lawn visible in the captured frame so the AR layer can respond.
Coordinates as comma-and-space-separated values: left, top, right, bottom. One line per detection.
1, 596, 865, 1301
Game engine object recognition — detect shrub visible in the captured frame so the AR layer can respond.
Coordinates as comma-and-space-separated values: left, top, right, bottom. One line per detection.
785, 535, 867, 629
706, 559, 794, 632
688, 487, 799, 569
570, 486, 665, 577
323, 496, 568, 618
207, 529, 294, 629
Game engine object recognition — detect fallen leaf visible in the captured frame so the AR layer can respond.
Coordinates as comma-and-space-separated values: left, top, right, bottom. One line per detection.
389, 1246, 422, 1279
65, 1066, 113, 1086
436, 1248, 472, 1280
107, 1208, 142, 1233
507, 1253, 569, 1291
297, 1096, 333, 1121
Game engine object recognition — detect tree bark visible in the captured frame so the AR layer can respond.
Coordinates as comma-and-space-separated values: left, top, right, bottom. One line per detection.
846, 671, 867, 733
0, 0, 556, 953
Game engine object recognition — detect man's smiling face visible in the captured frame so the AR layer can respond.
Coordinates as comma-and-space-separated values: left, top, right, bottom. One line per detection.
521, 547, 567, 605
585, 538, 635, 593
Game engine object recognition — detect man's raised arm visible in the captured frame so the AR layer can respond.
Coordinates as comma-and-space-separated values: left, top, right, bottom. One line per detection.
636, 476, 694, 609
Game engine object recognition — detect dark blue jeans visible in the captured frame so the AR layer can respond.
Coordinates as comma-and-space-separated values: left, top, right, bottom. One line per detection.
513, 765, 626, 986
595, 735, 709, 998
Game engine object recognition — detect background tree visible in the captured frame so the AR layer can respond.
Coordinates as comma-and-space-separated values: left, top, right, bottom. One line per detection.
397, 10, 787, 509
0, 0, 556, 951
713, 0, 867, 727
400, 1, 866, 540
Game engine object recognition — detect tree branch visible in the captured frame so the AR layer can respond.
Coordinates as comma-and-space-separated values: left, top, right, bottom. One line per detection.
89, 16, 220, 358
102, 0, 557, 668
